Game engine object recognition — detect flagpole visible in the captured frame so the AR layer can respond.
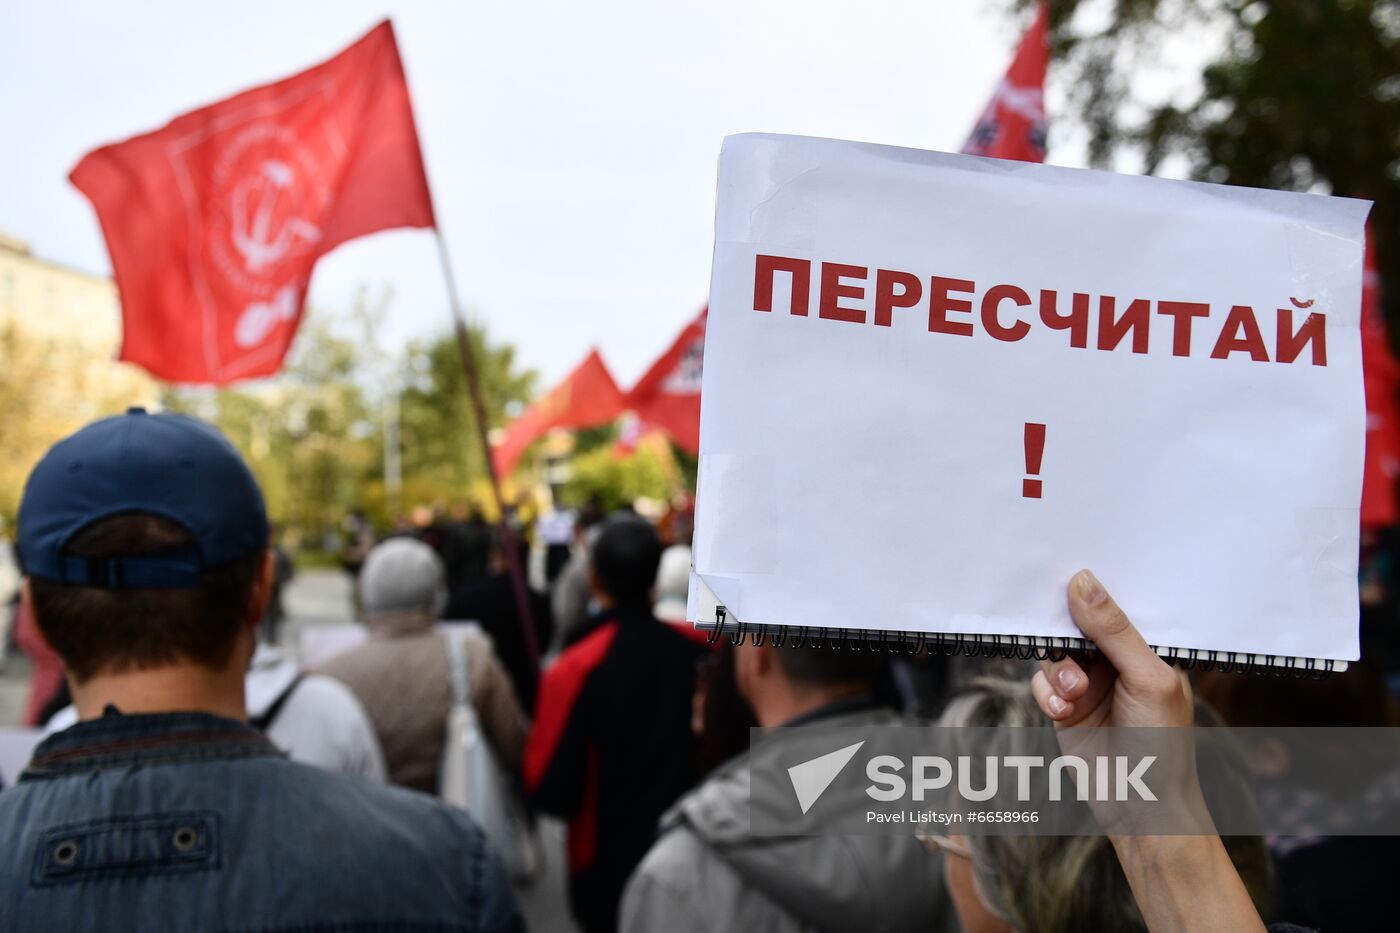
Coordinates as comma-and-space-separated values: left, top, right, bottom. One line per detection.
432, 229, 542, 668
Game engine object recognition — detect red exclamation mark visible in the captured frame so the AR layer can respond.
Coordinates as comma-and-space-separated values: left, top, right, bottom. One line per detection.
1023, 423, 1045, 499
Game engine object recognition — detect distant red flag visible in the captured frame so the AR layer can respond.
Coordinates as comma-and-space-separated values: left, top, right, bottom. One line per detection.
494, 349, 626, 476
625, 308, 707, 454
70, 21, 434, 384
962, 0, 1049, 163
1362, 230, 1400, 527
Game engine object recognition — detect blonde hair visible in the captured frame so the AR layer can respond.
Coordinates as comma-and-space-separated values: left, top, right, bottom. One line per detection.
935, 677, 1271, 933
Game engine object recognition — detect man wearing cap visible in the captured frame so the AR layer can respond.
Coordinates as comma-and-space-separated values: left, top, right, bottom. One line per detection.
0, 409, 523, 932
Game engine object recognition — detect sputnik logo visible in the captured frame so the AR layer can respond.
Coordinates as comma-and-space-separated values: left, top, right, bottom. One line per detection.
788, 741, 865, 814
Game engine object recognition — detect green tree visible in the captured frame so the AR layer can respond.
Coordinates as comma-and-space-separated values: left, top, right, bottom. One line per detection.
164, 317, 378, 539
1039, 0, 1400, 330
561, 439, 679, 513
0, 322, 155, 522
166, 313, 537, 538
397, 326, 537, 509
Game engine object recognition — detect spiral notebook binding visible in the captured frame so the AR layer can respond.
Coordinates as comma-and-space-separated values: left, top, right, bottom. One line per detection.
701, 606, 1341, 678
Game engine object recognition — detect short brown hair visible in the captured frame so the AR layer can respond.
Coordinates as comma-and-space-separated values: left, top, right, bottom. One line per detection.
28, 514, 264, 682
773, 645, 886, 688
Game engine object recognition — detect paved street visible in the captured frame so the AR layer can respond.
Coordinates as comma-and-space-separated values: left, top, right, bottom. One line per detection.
0, 652, 28, 728
277, 565, 356, 655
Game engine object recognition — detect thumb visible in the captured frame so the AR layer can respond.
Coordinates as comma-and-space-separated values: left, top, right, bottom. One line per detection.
1067, 570, 1165, 686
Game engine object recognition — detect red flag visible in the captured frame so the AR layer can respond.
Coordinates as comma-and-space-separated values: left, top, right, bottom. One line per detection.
70, 21, 434, 384
625, 308, 707, 454
494, 350, 626, 476
1362, 230, 1400, 527
962, 1, 1049, 163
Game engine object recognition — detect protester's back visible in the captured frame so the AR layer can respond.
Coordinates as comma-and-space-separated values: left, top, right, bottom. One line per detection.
442, 503, 492, 590
445, 535, 554, 712
527, 514, 712, 933
0, 409, 521, 932
320, 536, 528, 793
5, 717, 518, 931
621, 643, 953, 933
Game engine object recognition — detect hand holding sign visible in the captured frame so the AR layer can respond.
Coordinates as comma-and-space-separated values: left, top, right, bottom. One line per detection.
1031, 571, 1193, 730
1031, 570, 1267, 933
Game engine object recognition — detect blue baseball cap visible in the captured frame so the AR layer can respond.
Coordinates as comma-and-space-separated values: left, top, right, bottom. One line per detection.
17, 407, 269, 588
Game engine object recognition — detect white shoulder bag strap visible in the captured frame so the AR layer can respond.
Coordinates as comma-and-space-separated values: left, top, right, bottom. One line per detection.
439, 627, 539, 882
445, 628, 471, 712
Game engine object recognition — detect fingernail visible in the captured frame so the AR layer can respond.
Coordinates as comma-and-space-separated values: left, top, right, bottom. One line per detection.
1057, 669, 1078, 693
1077, 570, 1106, 606
1047, 694, 1068, 716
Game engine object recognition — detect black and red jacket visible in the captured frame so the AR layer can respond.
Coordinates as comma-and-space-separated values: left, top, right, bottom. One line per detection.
525, 605, 711, 933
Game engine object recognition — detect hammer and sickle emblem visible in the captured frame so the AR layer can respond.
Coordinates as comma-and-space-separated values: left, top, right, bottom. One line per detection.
230, 160, 322, 274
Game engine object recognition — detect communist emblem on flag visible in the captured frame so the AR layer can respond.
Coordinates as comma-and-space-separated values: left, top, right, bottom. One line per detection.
660, 335, 704, 395
965, 81, 1046, 158
171, 94, 339, 365
961, 0, 1049, 165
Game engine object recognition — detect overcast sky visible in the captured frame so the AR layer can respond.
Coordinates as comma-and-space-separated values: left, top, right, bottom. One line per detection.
2, 1, 1181, 389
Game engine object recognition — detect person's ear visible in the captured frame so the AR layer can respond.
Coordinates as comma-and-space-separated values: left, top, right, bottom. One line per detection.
587, 566, 606, 602
733, 643, 776, 698
245, 550, 276, 631
23, 579, 89, 695
18, 578, 51, 651
732, 644, 756, 699
752, 643, 776, 679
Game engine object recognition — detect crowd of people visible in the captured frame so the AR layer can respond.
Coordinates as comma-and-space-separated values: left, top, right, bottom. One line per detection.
1, 408, 1398, 932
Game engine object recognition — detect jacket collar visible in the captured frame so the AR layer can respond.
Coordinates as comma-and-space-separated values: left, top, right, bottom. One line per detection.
777, 694, 879, 728
22, 706, 282, 781
663, 704, 901, 839
566, 602, 658, 647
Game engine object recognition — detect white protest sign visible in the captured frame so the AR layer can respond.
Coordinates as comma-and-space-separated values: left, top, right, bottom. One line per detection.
690, 133, 1370, 664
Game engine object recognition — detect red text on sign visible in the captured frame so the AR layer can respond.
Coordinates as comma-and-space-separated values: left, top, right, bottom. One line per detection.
751, 253, 1328, 366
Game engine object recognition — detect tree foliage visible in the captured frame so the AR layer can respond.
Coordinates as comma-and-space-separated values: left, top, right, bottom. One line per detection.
397, 328, 535, 505
1040, 0, 1400, 329
163, 318, 377, 537
0, 321, 155, 522
165, 307, 536, 540
561, 434, 681, 513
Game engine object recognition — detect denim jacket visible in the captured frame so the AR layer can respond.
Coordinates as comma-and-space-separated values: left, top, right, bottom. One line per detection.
0, 708, 523, 932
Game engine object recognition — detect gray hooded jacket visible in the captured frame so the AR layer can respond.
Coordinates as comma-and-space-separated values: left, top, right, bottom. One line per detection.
619, 707, 956, 933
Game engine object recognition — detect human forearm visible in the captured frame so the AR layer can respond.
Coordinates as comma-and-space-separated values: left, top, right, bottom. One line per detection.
1110, 833, 1265, 933
1037, 574, 1268, 933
